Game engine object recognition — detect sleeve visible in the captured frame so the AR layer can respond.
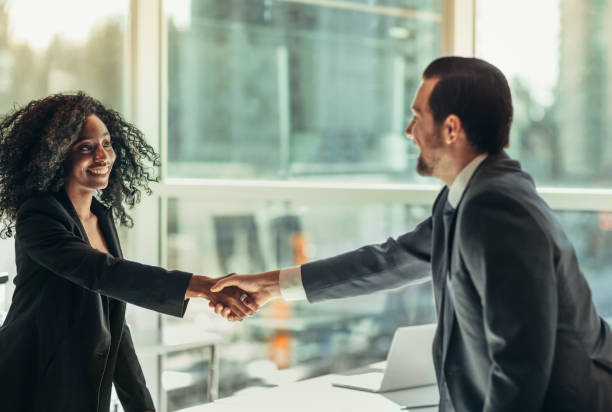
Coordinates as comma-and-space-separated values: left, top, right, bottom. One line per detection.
114, 322, 156, 412
279, 266, 307, 301
16, 201, 191, 317
301, 216, 433, 303
460, 193, 557, 412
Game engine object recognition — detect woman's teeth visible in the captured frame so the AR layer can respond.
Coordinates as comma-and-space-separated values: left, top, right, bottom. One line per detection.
87, 167, 109, 176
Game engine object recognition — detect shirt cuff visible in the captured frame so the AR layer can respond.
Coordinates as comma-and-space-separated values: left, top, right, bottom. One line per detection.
279, 266, 307, 301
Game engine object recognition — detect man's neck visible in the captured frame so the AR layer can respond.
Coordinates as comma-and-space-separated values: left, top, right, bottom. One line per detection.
437, 149, 480, 187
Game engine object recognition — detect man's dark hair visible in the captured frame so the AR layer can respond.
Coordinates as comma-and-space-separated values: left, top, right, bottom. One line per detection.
423, 56, 513, 154
0, 92, 160, 238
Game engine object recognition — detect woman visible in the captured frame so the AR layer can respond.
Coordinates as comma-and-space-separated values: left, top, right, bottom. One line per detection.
0, 93, 256, 412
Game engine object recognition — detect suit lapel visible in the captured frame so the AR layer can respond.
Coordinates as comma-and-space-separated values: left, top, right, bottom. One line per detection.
54, 188, 121, 258
92, 199, 122, 259
54, 188, 89, 243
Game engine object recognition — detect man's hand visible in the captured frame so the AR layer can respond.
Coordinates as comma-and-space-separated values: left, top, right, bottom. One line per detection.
209, 270, 282, 319
185, 275, 258, 321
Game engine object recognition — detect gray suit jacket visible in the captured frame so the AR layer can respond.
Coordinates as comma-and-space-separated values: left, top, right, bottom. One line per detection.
301, 152, 612, 412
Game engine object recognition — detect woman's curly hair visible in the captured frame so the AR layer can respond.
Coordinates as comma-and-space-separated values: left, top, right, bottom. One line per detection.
0, 92, 160, 238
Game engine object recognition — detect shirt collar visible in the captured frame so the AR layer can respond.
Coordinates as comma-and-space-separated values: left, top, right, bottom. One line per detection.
447, 153, 488, 208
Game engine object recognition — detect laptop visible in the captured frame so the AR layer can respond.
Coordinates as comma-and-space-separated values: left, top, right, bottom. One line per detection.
332, 323, 438, 393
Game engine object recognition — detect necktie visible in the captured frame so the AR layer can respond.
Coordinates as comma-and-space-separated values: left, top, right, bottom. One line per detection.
438, 199, 457, 411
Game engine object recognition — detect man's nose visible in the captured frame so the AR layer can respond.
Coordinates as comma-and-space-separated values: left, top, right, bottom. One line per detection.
405, 120, 414, 140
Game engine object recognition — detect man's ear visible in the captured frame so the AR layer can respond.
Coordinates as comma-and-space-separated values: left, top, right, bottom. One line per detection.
442, 114, 463, 145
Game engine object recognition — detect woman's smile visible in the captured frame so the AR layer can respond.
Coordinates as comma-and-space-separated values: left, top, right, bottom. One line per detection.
87, 165, 111, 176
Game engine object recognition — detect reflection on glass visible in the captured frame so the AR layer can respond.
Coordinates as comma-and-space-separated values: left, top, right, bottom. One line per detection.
476, 0, 612, 187
0, 0, 127, 113
166, 198, 436, 397
166, 0, 441, 181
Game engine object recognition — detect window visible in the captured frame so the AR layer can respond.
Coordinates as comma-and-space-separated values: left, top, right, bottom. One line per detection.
476, 0, 612, 187
162, 0, 443, 405
166, 0, 441, 182
0, 0, 128, 114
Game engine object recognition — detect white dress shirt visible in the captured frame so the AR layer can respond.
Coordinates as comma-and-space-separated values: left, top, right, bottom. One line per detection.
279, 153, 488, 300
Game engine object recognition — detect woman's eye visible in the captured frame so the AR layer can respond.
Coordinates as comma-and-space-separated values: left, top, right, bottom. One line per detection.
79, 145, 92, 152
103, 141, 112, 148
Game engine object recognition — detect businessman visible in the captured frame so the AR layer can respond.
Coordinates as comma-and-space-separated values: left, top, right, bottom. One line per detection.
212, 57, 612, 411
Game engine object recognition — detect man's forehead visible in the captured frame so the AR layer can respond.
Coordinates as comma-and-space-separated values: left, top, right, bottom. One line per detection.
412, 77, 440, 111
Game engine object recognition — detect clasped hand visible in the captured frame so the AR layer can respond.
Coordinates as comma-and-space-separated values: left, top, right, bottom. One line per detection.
185, 274, 260, 321
186, 271, 282, 321
208, 270, 282, 320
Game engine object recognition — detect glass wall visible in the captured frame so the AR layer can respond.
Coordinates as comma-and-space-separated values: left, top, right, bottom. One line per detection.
163, 0, 442, 408
166, 0, 441, 182
0, 0, 128, 114
476, 0, 612, 187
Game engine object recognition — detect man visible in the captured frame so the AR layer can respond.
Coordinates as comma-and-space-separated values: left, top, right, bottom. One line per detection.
212, 57, 612, 411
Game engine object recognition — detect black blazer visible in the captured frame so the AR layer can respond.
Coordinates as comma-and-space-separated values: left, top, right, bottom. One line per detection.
0, 189, 192, 412
301, 152, 612, 411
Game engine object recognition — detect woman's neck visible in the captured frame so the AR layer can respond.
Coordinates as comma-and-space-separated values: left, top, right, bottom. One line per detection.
64, 183, 95, 221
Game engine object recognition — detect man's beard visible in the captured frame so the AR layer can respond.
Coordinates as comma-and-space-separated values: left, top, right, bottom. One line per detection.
417, 154, 435, 176
415, 128, 443, 176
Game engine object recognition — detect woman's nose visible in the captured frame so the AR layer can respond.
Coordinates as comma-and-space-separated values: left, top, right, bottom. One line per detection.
94, 145, 108, 162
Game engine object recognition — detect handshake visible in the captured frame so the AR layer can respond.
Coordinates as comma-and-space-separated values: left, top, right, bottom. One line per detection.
184, 271, 282, 321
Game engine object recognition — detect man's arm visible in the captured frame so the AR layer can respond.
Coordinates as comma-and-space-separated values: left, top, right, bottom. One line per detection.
211, 216, 433, 312
461, 192, 557, 412
300, 216, 433, 302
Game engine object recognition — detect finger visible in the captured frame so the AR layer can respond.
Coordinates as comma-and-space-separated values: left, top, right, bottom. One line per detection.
228, 302, 248, 319
211, 277, 241, 293
221, 307, 232, 318
242, 296, 260, 313
209, 301, 215, 309
214, 304, 225, 315
219, 272, 237, 280
238, 297, 257, 316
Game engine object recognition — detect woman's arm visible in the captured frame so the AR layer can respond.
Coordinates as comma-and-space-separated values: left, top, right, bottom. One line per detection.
16, 199, 253, 318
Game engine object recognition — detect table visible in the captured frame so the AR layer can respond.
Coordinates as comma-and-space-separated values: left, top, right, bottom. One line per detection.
175, 361, 439, 412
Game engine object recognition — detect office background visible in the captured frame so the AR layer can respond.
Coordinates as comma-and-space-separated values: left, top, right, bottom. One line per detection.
1, 0, 612, 411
